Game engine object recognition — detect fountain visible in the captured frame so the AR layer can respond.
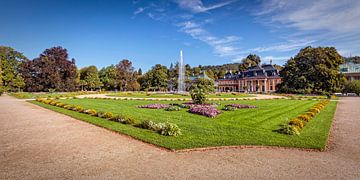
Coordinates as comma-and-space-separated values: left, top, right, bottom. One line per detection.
178, 50, 186, 92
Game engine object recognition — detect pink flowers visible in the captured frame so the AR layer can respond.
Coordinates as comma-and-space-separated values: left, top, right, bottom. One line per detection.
138, 104, 170, 109
183, 102, 217, 108
189, 106, 221, 118
226, 104, 257, 109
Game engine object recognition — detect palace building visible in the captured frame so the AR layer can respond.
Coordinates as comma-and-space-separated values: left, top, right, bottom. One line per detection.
216, 64, 282, 93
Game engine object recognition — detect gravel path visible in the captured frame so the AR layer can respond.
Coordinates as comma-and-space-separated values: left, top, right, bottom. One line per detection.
0, 95, 359, 179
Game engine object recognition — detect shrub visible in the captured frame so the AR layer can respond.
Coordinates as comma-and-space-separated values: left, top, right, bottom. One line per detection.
277, 124, 300, 135
97, 111, 106, 118
159, 122, 182, 136
103, 112, 113, 119
289, 118, 304, 129
297, 114, 311, 122
55, 102, 65, 107
74, 106, 84, 112
305, 112, 316, 118
165, 106, 181, 111
309, 108, 320, 114
140, 120, 182, 136
138, 104, 170, 109
64, 105, 74, 110
85, 109, 97, 116
124, 117, 136, 124
222, 106, 236, 111
140, 120, 157, 130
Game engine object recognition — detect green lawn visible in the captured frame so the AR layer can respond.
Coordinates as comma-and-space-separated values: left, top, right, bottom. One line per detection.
31, 98, 337, 150
107, 92, 253, 99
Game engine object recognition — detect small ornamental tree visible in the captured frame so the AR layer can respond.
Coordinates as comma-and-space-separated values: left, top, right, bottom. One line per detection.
189, 78, 215, 104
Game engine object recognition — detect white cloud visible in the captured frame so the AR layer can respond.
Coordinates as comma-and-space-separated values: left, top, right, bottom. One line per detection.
134, 7, 146, 15
178, 20, 241, 58
256, 0, 360, 44
250, 40, 315, 52
174, 0, 235, 13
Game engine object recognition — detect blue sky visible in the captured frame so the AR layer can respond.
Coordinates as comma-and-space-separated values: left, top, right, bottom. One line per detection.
1, 0, 360, 71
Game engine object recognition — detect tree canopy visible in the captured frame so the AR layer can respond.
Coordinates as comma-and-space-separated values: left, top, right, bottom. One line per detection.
20, 46, 78, 92
80, 66, 102, 91
139, 64, 168, 91
0, 46, 27, 92
277, 46, 345, 95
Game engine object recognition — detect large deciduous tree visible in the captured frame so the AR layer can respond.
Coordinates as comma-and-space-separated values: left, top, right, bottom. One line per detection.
79, 66, 102, 91
0, 46, 27, 92
21, 46, 78, 92
116, 59, 139, 91
99, 65, 118, 90
277, 46, 345, 95
140, 64, 168, 91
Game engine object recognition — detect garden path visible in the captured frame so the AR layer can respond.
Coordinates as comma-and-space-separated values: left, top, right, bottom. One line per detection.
0, 95, 359, 179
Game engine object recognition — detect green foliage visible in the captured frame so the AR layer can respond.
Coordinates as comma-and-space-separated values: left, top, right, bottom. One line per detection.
103, 112, 113, 119
139, 64, 169, 91
140, 120, 182, 136
343, 80, 360, 95
222, 106, 236, 111
0, 46, 27, 92
189, 78, 215, 104
99, 65, 118, 90
277, 124, 300, 135
159, 122, 182, 136
278, 46, 345, 95
85, 109, 97, 116
124, 116, 136, 124
116, 59, 139, 91
165, 106, 181, 111
289, 118, 304, 129
79, 66, 103, 91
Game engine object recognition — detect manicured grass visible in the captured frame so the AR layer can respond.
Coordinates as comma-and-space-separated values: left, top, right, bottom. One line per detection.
107, 92, 253, 99
31, 99, 337, 150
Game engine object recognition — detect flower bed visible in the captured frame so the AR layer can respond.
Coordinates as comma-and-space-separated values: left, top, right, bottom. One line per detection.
188, 106, 221, 118
137, 104, 170, 109
35, 98, 181, 136
277, 100, 330, 135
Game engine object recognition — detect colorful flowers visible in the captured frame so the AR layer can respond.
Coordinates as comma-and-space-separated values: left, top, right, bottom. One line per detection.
189, 106, 221, 118
137, 104, 170, 109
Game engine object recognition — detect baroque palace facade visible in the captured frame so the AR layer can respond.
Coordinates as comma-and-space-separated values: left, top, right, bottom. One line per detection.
216, 64, 282, 93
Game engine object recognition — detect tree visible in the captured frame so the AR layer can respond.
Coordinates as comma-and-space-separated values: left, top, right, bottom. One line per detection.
116, 59, 138, 91
20, 46, 78, 92
0, 46, 27, 91
277, 46, 345, 95
99, 65, 118, 90
138, 68, 142, 76
140, 64, 168, 91
80, 66, 102, 91
240, 54, 261, 70
343, 80, 360, 95
189, 78, 215, 104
